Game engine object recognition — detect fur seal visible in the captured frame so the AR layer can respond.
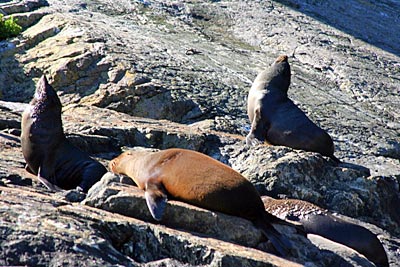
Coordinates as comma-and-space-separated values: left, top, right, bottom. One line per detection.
262, 196, 389, 267
21, 75, 107, 192
246, 55, 339, 162
109, 148, 296, 256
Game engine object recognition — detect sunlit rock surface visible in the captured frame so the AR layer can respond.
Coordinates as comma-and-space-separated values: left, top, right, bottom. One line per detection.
1, 0, 399, 266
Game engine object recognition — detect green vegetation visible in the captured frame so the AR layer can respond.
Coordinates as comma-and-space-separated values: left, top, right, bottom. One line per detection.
0, 14, 22, 40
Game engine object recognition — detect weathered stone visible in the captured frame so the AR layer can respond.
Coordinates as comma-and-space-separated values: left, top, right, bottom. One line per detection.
83, 173, 265, 249
0, 185, 138, 267
81, 80, 201, 123
0, 0, 48, 15
62, 104, 208, 152
83, 172, 379, 267
0, 0, 399, 265
0, 101, 24, 130
1, 183, 310, 267
5, 10, 49, 29
222, 143, 400, 235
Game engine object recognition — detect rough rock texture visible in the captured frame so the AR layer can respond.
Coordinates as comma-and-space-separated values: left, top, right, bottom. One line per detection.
1, 0, 399, 266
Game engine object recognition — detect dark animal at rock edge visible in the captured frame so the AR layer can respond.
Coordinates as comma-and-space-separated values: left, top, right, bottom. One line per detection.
21, 75, 107, 192
109, 148, 301, 257
246, 55, 340, 163
262, 196, 389, 267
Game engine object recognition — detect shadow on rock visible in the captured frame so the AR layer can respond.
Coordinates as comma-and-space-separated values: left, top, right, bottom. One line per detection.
274, 0, 400, 56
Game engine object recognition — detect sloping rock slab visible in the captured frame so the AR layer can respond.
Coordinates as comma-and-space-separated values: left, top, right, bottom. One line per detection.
223, 144, 400, 235
0, 184, 303, 267
82, 172, 379, 267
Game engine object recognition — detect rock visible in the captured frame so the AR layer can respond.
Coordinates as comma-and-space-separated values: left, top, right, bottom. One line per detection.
81, 79, 202, 123
55, 188, 87, 203
83, 172, 377, 266
0, 101, 24, 130
0, 184, 308, 267
0, 185, 138, 267
0, 0, 48, 15
223, 144, 400, 235
62, 104, 208, 152
0, 0, 399, 266
83, 172, 265, 249
4, 10, 49, 29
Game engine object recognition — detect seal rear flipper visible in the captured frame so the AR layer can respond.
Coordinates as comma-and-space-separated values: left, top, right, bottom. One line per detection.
37, 166, 63, 192
255, 218, 293, 257
255, 211, 297, 257
77, 162, 108, 192
329, 155, 341, 164
145, 181, 168, 221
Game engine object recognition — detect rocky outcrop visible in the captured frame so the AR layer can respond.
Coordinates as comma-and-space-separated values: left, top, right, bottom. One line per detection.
1, 0, 399, 266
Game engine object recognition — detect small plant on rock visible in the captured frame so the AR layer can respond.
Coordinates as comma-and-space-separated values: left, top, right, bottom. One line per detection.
0, 14, 22, 41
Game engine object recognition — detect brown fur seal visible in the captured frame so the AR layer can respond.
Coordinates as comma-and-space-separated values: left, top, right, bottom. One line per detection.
262, 196, 389, 267
21, 75, 107, 192
246, 55, 339, 163
109, 148, 296, 256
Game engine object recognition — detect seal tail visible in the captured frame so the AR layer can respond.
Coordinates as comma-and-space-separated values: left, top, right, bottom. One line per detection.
254, 212, 294, 257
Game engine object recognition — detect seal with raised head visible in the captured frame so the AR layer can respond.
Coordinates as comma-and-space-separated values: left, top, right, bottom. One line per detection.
109, 148, 296, 256
246, 55, 339, 162
21, 75, 107, 192
262, 196, 389, 267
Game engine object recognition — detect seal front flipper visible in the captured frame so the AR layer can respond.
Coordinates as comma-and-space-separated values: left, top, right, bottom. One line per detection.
246, 107, 269, 146
37, 166, 63, 192
246, 133, 263, 146
25, 164, 35, 175
145, 180, 168, 221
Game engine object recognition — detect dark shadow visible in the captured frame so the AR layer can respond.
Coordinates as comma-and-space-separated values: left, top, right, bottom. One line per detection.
274, 0, 400, 56
0, 131, 19, 142
376, 176, 400, 226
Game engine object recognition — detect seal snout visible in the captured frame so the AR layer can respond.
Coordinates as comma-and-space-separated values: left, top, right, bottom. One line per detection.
35, 75, 56, 99
275, 55, 288, 63
36, 75, 49, 93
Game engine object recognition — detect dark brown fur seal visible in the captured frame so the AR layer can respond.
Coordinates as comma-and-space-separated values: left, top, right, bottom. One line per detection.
246, 55, 339, 162
262, 196, 389, 267
109, 148, 295, 256
21, 75, 107, 192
